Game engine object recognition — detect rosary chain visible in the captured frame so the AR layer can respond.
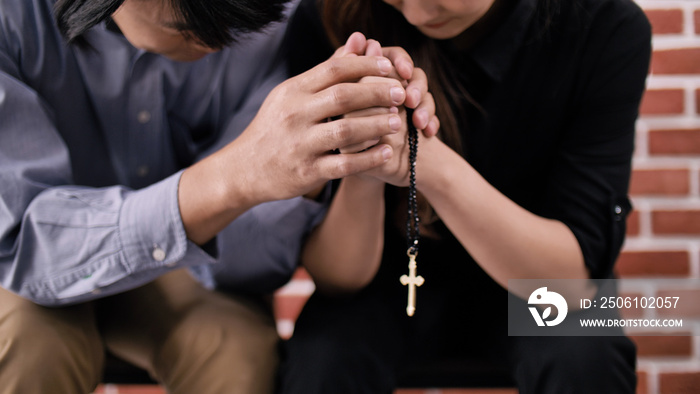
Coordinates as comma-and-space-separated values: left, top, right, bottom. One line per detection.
406, 114, 420, 255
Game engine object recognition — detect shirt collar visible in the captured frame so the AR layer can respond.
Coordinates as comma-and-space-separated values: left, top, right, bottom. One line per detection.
450, 0, 537, 83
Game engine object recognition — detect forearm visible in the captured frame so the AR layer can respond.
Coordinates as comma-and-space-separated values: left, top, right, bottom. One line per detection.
418, 140, 588, 298
1, 172, 217, 306
302, 175, 386, 293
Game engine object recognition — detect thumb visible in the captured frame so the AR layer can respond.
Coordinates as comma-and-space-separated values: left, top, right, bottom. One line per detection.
333, 32, 368, 58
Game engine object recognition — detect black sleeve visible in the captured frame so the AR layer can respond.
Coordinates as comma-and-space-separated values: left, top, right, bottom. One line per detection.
543, 1, 651, 279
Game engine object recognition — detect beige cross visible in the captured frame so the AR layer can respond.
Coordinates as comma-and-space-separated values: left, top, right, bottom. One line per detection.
400, 253, 424, 317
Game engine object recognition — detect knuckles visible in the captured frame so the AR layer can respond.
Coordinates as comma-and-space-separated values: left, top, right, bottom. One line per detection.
328, 83, 354, 109
328, 118, 352, 143
322, 58, 346, 81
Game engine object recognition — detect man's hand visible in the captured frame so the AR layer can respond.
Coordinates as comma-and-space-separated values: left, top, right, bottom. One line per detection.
178, 50, 409, 244
228, 55, 407, 202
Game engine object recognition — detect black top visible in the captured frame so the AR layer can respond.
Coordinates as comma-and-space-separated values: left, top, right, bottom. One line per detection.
285, 0, 651, 287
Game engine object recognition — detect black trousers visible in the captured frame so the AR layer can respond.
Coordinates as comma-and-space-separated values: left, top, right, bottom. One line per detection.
277, 254, 637, 394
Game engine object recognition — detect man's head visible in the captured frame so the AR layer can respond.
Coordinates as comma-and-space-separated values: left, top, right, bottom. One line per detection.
55, 0, 290, 61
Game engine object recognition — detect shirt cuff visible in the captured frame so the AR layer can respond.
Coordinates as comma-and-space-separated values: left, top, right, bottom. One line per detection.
119, 170, 215, 272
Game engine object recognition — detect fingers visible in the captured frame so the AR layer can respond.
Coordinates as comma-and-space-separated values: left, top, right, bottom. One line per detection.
312, 79, 406, 120
411, 91, 434, 131
404, 67, 428, 109
333, 32, 368, 58
365, 39, 383, 57
382, 46, 414, 81
338, 138, 380, 154
339, 106, 397, 153
403, 67, 439, 135
424, 115, 440, 138
314, 113, 402, 152
299, 56, 395, 93
316, 144, 393, 180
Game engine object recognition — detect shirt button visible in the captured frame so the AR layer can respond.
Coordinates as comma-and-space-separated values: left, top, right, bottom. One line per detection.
614, 205, 623, 221
137, 110, 151, 124
152, 247, 166, 262
136, 165, 150, 177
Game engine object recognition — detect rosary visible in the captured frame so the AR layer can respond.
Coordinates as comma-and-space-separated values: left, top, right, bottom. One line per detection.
399, 115, 424, 317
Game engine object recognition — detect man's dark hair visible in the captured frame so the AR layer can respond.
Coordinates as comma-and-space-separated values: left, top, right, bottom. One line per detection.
54, 0, 291, 48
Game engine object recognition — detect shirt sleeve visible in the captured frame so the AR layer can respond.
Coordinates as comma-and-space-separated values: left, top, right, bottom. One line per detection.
0, 56, 215, 306
541, 4, 651, 279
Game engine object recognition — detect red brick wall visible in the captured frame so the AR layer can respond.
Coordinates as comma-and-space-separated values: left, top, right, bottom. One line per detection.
621, 2, 700, 393
273, 2, 700, 393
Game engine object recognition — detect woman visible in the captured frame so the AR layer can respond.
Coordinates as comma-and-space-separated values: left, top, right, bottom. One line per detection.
280, 0, 651, 392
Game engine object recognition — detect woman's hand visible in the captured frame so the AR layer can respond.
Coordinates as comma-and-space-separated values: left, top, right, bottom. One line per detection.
335, 34, 438, 187
335, 33, 439, 138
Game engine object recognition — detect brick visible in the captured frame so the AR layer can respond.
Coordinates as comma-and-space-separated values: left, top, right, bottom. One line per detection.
652, 210, 700, 235
645, 9, 684, 34
627, 210, 640, 236
629, 169, 690, 195
630, 335, 692, 357
640, 89, 685, 115
273, 294, 310, 322
651, 48, 700, 74
695, 10, 700, 35
659, 371, 700, 394
615, 250, 690, 277
637, 370, 648, 394
656, 289, 700, 317
696, 88, 700, 114
292, 267, 311, 280
649, 129, 700, 155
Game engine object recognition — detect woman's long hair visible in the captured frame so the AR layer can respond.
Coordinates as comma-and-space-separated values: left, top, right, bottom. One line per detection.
320, 0, 562, 154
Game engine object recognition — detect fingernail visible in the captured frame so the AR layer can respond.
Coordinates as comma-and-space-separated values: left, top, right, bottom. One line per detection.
389, 114, 401, 130
382, 146, 392, 161
390, 106, 399, 114
390, 87, 405, 104
378, 58, 392, 74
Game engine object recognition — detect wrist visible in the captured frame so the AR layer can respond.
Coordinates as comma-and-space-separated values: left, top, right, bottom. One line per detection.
343, 173, 386, 194
416, 138, 451, 193
178, 151, 257, 244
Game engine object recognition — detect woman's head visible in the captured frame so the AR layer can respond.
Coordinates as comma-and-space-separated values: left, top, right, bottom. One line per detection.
55, 0, 290, 60
381, 0, 496, 39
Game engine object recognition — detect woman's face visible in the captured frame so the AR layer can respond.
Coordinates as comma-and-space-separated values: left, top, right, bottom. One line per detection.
382, 0, 496, 39
111, 0, 218, 62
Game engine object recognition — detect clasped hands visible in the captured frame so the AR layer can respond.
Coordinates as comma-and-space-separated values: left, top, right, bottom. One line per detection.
221, 32, 438, 206
333, 33, 438, 187
177, 32, 438, 245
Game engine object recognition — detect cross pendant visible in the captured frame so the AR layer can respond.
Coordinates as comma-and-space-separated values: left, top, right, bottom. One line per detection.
400, 252, 424, 316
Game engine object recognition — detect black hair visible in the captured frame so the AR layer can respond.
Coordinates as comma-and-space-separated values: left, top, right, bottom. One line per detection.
54, 0, 291, 48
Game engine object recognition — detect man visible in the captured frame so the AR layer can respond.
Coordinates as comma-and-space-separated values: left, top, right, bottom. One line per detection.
0, 0, 436, 392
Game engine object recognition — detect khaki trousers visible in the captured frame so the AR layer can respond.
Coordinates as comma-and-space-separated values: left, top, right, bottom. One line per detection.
0, 269, 279, 394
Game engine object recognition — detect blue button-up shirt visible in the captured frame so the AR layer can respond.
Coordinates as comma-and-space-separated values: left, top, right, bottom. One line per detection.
0, 0, 324, 306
